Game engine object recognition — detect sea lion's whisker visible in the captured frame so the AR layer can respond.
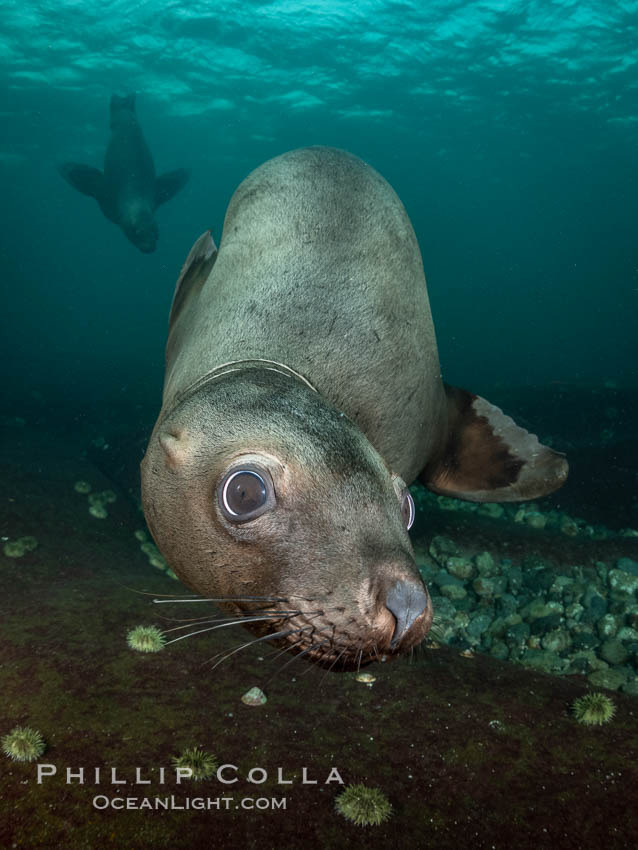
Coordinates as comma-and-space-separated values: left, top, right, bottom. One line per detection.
163, 615, 296, 645
209, 627, 312, 671
318, 644, 350, 683
153, 596, 290, 604
263, 613, 326, 662
266, 629, 330, 684
157, 610, 302, 627
267, 637, 306, 664
160, 613, 296, 634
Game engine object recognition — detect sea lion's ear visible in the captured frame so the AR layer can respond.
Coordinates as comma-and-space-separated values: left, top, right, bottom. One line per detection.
155, 168, 190, 207
158, 429, 190, 473
421, 384, 568, 502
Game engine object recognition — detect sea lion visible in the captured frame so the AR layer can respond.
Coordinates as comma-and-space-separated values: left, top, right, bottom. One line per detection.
59, 94, 189, 253
141, 146, 567, 669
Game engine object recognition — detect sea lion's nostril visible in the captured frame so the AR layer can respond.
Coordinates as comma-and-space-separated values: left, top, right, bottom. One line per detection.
385, 580, 428, 648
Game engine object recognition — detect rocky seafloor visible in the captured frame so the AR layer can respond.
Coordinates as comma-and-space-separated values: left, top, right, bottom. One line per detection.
1, 385, 637, 849
413, 491, 638, 696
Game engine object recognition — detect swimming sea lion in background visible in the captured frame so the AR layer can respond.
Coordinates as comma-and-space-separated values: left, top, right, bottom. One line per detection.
58, 94, 189, 253
141, 147, 568, 669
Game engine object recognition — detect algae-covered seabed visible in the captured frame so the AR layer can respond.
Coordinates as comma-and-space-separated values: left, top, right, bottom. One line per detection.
1, 393, 637, 850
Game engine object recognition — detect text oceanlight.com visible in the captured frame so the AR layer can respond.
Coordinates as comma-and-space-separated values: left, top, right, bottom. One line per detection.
92, 795, 288, 811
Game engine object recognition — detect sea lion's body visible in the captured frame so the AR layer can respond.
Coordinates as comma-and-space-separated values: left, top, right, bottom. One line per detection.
142, 146, 567, 668
163, 147, 445, 484
59, 94, 189, 253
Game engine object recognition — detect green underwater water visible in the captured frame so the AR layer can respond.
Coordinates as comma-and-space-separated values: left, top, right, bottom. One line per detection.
1, 2, 638, 848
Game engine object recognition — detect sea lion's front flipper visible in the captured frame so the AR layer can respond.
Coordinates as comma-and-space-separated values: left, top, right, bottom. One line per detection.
168, 231, 218, 330
155, 169, 190, 207
421, 384, 568, 502
58, 162, 106, 201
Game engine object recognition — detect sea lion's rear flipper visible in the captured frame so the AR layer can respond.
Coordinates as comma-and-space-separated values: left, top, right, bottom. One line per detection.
58, 163, 106, 201
168, 231, 218, 331
420, 384, 568, 502
155, 169, 190, 207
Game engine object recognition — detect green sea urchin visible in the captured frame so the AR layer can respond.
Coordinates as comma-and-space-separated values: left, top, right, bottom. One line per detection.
2, 726, 46, 762
171, 747, 218, 780
572, 691, 616, 726
335, 783, 392, 826
126, 625, 166, 653
3, 536, 38, 558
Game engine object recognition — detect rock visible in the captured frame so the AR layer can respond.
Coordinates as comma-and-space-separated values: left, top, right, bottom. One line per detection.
615, 558, 638, 577
524, 568, 555, 593
474, 551, 498, 577
599, 639, 630, 665
507, 566, 524, 595
430, 597, 457, 619
446, 556, 474, 581
521, 600, 563, 621
569, 649, 608, 673
520, 649, 568, 674
541, 629, 572, 654
560, 516, 579, 536
490, 642, 509, 660
525, 512, 547, 529
608, 569, 638, 600
497, 594, 518, 616
565, 602, 584, 622
436, 496, 461, 511
440, 584, 468, 602
429, 536, 459, 564
595, 561, 609, 583
467, 613, 493, 641
571, 631, 599, 651
587, 669, 629, 690
241, 686, 267, 706
473, 576, 507, 599
597, 614, 620, 639
453, 611, 470, 630
530, 613, 562, 635
505, 622, 530, 648
549, 576, 574, 598
581, 590, 607, 623
478, 503, 505, 519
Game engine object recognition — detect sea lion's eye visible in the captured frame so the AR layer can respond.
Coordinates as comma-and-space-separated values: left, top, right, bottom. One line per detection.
219, 466, 274, 522
401, 489, 415, 530
391, 474, 415, 531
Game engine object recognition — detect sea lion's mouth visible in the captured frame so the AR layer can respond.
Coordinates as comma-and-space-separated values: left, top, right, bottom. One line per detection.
249, 600, 432, 670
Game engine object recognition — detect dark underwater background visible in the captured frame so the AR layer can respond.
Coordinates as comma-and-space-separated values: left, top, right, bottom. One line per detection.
1, 2, 637, 848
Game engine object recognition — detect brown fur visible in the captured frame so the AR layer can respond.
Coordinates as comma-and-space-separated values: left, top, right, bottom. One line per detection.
141, 147, 566, 668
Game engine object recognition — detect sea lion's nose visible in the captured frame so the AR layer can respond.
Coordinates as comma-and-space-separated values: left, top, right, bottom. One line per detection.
385, 580, 429, 648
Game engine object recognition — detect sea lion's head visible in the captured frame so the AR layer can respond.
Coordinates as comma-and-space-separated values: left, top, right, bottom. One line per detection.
141, 367, 432, 669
